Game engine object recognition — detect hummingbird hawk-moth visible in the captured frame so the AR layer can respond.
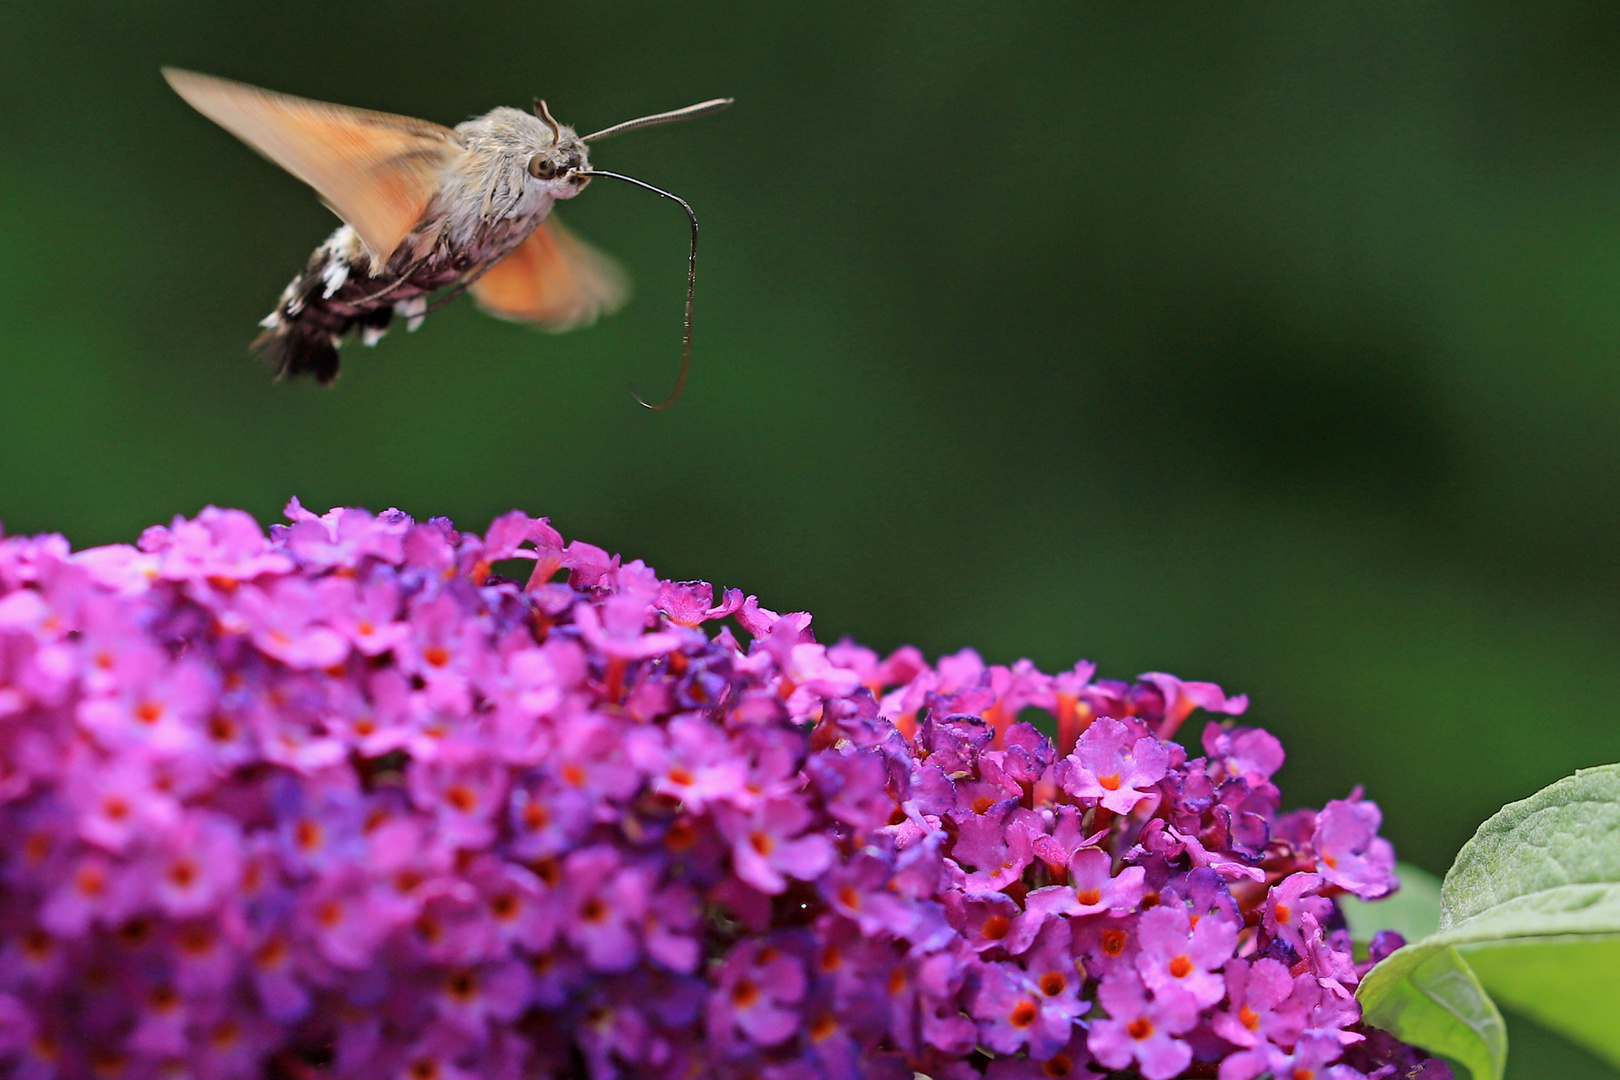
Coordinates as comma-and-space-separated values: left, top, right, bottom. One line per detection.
162, 68, 729, 401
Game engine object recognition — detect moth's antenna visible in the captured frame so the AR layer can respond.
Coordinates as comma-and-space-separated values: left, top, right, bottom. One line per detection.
532, 99, 563, 144
582, 98, 733, 143
573, 169, 700, 410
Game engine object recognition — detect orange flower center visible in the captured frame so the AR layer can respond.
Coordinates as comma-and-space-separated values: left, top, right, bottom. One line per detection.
1042, 1053, 1075, 1078
522, 801, 549, 830
295, 819, 323, 851
664, 819, 697, 851
75, 864, 106, 897
730, 978, 760, 1009
445, 970, 478, 1002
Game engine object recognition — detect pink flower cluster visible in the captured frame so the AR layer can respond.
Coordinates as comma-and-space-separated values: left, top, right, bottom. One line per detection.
0, 503, 1447, 1080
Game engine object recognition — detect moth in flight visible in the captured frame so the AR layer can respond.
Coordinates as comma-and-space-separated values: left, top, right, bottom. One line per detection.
163, 68, 729, 403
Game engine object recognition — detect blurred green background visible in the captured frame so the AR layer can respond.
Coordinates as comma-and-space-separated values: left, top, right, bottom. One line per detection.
4, 4, 1619, 1073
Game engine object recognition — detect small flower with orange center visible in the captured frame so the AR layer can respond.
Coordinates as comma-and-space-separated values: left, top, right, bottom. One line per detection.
707, 939, 808, 1053
1088, 969, 1198, 1080
1054, 716, 1172, 814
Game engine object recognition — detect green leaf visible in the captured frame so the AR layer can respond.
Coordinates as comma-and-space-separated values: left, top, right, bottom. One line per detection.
1342, 861, 1442, 945
1467, 935, 1620, 1069
1358, 763, 1620, 1079
1359, 944, 1505, 1080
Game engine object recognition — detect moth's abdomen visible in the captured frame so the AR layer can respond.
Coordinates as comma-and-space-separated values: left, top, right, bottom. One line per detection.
253, 225, 449, 384
252, 308, 390, 385
252, 211, 541, 384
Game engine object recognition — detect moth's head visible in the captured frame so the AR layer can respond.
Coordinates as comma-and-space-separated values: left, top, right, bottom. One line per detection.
526, 99, 591, 199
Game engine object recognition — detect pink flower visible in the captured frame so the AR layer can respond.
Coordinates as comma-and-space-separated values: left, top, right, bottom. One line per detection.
1055, 717, 1171, 813
1212, 957, 1307, 1049
0, 502, 1438, 1080
232, 579, 348, 669
655, 580, 745, 627
708, 940, 808, 1051
1006, 848, 1145, 953
1137, 672, 1248, 738
1219, 1034, 1365, 1080
559, 846, 649, 972
1088, 969, 1198, 1080
986, 1033, 1103, 1080
972, 959, 1069, 1057
144, 505, 293, 584
717, 796, 835, 895
1135, 902, 1238, 1010
1314, 795, 1398, 899
952, 801, 1043, 892
1264, 871, 1332, 954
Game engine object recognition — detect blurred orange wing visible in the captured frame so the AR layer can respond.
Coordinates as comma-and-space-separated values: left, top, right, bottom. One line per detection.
163, 67, 464, 263
470, 217, 630, 332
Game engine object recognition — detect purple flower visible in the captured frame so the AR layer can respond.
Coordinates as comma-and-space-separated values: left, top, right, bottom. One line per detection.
952, 801, 1043, 892
232, 578, 350, 670
1135, 901, 1237, 1010
1264, 872, 1332, 955
1212, 957, 1306, 1049
655, 580, 745, 628
971, 937, 1084, 1061
1054, 718, 1170, 814
0, 502, 1429, 1080
1314, 795, 1398, 900
985, 1032, 1103, 1080
709, 940, 808, 1052
1201, 722, 1285, 788
1219, 1033, 1365, 1080
1087, 969, 1197, 1080
716, 796, 835, 895
559, 846, 648, 972
1007, 848, 1145, 953
1137, 672, 1248, 739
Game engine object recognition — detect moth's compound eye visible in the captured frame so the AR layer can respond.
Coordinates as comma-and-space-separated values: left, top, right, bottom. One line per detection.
566, 152, 582, 171
528, 154, 559, 180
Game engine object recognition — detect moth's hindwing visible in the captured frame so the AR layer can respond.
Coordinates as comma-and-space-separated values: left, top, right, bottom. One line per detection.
470, 216, 630, 332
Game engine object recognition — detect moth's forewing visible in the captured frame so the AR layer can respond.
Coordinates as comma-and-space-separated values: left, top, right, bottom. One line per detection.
470, 217, 630, 332
163, 68, 464, 264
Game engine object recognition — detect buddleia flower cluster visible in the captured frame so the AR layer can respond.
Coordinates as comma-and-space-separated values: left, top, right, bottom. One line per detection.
0, 502, 1450, 1080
